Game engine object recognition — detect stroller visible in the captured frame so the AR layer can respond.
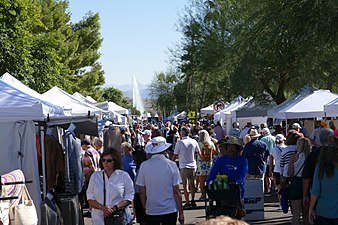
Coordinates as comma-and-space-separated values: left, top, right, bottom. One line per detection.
205, 183, 245, 220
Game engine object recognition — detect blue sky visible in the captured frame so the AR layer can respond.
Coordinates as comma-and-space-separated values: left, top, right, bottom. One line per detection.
68, 0, 187, 87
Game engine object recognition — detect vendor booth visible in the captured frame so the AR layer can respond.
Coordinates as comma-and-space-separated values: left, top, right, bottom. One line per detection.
1, 74, 100, 224
214, 96, 253, 134
324, 97, 338, 117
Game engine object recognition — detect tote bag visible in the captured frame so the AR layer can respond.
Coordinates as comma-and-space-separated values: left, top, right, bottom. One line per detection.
13, 186, 38, 225
0, 201, 10, 225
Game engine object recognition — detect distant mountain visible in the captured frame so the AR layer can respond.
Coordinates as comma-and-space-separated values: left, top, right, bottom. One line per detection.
107, 83, 151, 99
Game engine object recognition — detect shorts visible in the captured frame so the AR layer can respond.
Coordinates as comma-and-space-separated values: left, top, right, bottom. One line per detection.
180, 168, 195, 185
273, 172, 281, 185
134, 193, 146, 223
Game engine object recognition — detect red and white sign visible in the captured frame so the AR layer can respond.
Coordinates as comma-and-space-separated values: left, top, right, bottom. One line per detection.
213, 100, 226, 112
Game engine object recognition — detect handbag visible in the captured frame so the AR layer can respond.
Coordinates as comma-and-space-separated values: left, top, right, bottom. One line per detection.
13, 186, 38, 225
103, 171, 124, 225
284, 163, 304, 200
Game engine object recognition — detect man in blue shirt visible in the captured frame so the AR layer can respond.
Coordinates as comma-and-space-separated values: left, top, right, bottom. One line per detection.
243, 129, 269, 179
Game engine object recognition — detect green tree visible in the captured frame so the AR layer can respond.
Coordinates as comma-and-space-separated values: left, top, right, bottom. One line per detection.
68, 12, 105, 100
101, 86, 140, 116
149, 70, 180, 116
0, 0, 42, 81
173, 0, 338, 107
0, 0, 106, 98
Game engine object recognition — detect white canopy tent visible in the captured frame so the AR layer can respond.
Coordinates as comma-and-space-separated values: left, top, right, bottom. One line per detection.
0, 79, 67, 121
324, 97, 338, 117
200, 104, 215, 115
73, 92, 97, 104
267, 89, 338, 119
94, 101, 128, 125
214, 96, 253, 134
173, 111, 186, 122
95, 101, 129, 115
43, 86, 103, 117
0, 79, 71, 222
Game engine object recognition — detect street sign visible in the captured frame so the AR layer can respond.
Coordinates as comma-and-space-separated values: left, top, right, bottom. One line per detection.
187, 111, 195, 118
213, 100, 226, 112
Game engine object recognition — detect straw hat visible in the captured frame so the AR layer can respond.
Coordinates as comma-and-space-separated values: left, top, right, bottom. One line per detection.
248, 129, 261, 138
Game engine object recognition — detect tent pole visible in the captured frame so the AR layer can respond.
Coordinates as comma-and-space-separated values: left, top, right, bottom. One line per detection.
40, 126, 47, 199
285, 118, 288, 135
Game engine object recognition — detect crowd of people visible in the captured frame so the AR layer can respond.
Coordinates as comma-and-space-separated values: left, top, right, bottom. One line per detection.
79, 119, 338, 225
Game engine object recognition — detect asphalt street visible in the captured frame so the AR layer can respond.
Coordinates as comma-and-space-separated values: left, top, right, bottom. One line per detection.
83, 190, 294, 225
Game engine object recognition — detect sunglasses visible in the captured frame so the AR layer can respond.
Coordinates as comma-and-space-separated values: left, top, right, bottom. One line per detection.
102, 158, 114, 163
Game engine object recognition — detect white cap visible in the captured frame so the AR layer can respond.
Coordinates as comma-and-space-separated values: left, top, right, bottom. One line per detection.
276, 134, 286, 141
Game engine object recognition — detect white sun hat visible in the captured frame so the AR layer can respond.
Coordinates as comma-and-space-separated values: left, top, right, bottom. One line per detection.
145, 136, 171, 154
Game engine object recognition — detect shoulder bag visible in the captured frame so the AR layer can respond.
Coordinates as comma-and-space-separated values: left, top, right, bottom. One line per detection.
103, 171, 124, 225
13, 186, 38, 225
284, 163, 304, 200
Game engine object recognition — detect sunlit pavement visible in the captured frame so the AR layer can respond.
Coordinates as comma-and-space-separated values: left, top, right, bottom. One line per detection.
83, 190, 294, 225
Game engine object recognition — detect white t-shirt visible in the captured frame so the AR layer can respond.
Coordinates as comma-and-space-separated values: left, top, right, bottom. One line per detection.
174, 136, 200, 169
310, 128, 321, 147
239, 127, 250, 141
87, 170, 134, 225
136, 154, 182, 215
270, 144, 287, 173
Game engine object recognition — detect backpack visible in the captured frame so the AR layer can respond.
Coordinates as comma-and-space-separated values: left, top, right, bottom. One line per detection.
200, 142, 213, 161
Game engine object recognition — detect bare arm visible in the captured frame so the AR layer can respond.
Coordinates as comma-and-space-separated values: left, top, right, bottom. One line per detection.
173, 185, 184, 224
303, 178, 310, 207
309, 194, 318, 224
116, 200, 132, 210
88, 199, 113, 217
269, 155, 274, 177
171, 154, 178, 161
139, 186, 146, 209
287, 155, 296, 177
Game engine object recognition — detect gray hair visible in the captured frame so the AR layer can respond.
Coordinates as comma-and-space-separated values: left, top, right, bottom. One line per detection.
180, 126, 190, 137
319, 128, 334, 145
199, 130, 211, 143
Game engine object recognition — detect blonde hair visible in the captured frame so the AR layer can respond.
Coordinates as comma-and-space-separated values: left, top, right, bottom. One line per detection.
121, 142, 134, 154
296, 137, 311, 158
197, 216, 249, 225
199, 129, 211, 143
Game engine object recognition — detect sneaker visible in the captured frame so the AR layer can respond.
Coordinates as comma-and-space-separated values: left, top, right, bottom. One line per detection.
183, 203, 192, 210
190, 201, 197, 208
199, 195, 206, 201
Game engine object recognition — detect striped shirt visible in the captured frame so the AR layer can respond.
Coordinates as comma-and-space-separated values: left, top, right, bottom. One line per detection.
280, 145, 297, 176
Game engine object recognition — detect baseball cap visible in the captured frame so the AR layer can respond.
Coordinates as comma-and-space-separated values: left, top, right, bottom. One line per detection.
276, 134, 286, 141
292, 123, 301, 129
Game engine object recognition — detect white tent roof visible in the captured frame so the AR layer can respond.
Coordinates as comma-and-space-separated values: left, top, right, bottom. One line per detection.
73, 92, 97, 104
1, 72, 72, 116
268, 89, 338, 119
95, 101, 129, 115
43, 86, 103, 117
218, 96, 253, 120
0, 80, 66, 122
85, 95, 97, 104
324, 97, 338, 117
200, 104, 215, 115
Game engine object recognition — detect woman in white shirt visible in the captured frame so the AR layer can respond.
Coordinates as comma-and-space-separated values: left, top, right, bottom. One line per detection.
269, 134, 287, 203
285, 138, 311, 225
87, 148, 134, 225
